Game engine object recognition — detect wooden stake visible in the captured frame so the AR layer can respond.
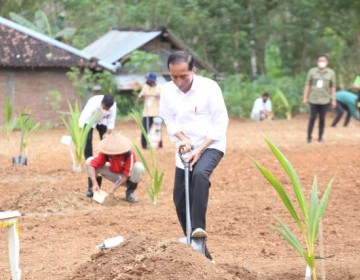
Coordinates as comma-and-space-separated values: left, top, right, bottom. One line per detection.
319, 219, 326, 280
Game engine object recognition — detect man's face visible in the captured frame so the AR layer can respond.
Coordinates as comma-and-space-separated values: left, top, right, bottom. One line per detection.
169, 61, 195, 93
317, 56, 328, 68
101, 103, 110, 111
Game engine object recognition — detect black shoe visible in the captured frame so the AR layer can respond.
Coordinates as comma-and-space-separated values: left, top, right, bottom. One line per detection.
86, 177, 94, 197
307, 138, 311, 144
86, 190, 93, 198
126, 181, 138, 203
318, 138, 324, 143
126, 193, 138, 203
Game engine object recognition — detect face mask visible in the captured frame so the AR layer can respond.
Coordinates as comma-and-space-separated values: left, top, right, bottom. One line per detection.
318, 62, 327, 68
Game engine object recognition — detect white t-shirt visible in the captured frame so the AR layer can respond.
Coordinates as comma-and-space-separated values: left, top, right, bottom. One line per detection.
160, 75, 229, 168
78, 95, 117, 129
250, 98, 272, 120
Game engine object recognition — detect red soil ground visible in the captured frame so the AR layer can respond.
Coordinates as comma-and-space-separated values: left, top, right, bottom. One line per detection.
1, 114, 360, 279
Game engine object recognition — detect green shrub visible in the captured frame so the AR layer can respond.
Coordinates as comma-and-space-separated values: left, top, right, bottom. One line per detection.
221, 74, 305, 119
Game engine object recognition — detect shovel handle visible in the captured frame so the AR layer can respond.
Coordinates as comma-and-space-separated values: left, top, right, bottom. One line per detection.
178, 145, 194, 165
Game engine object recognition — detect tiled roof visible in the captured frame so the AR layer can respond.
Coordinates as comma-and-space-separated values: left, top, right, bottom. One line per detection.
0, 16, 118, 72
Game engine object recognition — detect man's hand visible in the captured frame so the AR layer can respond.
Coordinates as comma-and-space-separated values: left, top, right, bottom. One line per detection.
108, 188, 115, 196
177, 140, 192, 154
187, 148, 202, 167
331, 99, 336, 109
92, 183, 100, 192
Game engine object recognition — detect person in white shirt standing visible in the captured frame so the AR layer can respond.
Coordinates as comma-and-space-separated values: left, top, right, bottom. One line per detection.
250, 92, 273, 121
159, 51, 229, 262
79, 94, 117, 159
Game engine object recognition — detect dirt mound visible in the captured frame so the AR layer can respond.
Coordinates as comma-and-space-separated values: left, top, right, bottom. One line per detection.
68, 235, 252, 280
2, 185, 92, 213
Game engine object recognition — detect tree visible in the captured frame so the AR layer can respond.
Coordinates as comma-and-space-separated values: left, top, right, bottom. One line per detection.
9, 9, 76, 41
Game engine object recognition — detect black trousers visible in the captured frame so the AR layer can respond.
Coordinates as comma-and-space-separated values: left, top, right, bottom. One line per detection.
173, 148, 223, 236
307, 103, 329, 140
331, 101, 351, 127
84, 124, 107, 159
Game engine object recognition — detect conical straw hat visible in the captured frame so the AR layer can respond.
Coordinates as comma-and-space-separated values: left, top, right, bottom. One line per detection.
97, 131, 132, 155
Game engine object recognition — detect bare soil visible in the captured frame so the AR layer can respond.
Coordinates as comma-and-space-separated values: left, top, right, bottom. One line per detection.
1, 114, 360, 280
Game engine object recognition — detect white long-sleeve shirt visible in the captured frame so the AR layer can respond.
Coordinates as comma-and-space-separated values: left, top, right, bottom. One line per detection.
250, 98, 272, 120
78, 95, 117, 129
160, 75, 229, 168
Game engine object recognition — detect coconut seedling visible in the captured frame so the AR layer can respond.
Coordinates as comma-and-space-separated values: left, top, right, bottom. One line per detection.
60, 101, 97, 172
252, 137, 334, 280
131, 110, 164, 206
17, 112, 40, 154
3, 96, 18, 142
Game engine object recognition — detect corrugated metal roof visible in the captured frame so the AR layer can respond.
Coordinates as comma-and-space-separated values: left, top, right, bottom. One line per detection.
0, 16, 119, 72
82, 30, 161, 64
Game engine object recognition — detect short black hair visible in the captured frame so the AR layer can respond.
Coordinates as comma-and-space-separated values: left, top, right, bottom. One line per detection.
102, 94, 114, 108
262, 92, 270, 97
317, 53, 328, 60
167, 51, 194, 70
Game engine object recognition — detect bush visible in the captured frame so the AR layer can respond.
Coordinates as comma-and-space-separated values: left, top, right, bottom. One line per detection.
220, 74, 306, 119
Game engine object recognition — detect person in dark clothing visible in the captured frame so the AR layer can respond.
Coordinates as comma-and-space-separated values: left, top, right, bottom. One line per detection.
331, 90, 360, 127
303, 54, 336, 143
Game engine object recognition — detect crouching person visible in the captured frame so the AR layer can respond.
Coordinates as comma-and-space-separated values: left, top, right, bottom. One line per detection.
85, 131, 144, 203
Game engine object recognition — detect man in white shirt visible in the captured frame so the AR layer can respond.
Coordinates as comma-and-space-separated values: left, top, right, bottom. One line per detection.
160, 51, 229, 262
79, 94, 116, 159
250, 92, 273, 121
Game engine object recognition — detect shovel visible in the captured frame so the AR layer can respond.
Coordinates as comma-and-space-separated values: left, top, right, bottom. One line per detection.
177, 146, 206, 255
12, 114, 30, 166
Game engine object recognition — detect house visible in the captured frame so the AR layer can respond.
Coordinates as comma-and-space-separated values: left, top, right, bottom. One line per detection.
0, 16, 118, 124
82, 27, 217, 91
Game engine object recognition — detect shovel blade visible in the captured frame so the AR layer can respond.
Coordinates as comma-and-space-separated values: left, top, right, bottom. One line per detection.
177, 236, 206, 255
12, 156, 27, 165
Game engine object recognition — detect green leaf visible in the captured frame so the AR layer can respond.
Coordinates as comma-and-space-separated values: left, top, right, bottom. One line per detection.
309, 175, 335, 244
133, 143, 152, 177
264, 137, 308, 220
308, 177, 319, 247
9, 12, 37, 30
273, 216, 304, 255
130, 109, 164, 205
253, 158, 303, 230
60, 100, 97, 169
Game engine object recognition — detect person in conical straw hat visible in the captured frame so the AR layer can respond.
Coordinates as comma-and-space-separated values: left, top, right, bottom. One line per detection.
85, 131, 145, 203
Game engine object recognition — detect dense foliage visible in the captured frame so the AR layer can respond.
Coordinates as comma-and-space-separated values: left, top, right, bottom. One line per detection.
2, 0, 360, 117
